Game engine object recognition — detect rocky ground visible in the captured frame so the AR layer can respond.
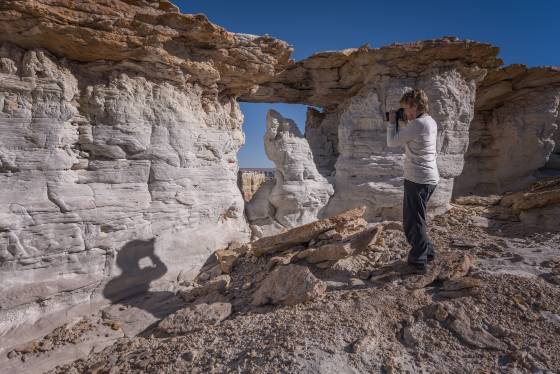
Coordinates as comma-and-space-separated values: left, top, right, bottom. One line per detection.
3, 177, 560, 374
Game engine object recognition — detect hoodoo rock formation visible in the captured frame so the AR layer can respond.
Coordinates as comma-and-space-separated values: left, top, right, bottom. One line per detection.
246, 110, 334, 238
0, 0, 559, 370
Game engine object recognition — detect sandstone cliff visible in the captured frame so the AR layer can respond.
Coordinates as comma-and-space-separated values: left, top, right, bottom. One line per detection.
0, 0, 292, 348
455, 65, 560, 195
237, 169, 273, 202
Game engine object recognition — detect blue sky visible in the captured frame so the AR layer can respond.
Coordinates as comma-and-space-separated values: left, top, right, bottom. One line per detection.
174, 0, 559, 168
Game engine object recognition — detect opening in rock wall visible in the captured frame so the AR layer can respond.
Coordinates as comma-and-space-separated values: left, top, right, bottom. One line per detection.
236, 102, 337, 238
238, 103, 307, 168
236, 102, 308, 202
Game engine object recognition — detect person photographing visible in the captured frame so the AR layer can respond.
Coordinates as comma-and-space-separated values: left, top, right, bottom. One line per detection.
386, 89, 439, 274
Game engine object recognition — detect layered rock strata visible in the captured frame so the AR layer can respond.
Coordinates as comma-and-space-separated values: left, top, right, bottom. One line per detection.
454, 66, 560, 195
499, 176, 560, 232
0, 0, 292, 95
242, 39, 560, 219
0, 0, 292, 349
1, 0, 560, 356
237, 169, 273, 202
243, 38, 502, 220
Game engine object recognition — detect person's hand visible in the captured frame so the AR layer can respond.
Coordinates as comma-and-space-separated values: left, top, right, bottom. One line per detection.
388, 109, 397, 125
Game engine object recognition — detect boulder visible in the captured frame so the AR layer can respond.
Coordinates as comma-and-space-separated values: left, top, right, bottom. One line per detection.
251, 264, 327, 306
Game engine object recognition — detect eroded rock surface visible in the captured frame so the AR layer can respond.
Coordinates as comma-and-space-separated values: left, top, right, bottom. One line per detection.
157, 302, 232, 335
237, 169, 273, 201
0, 0, 292, 351
1, 0, 560, 368
455, 65, 560, 196
499, 176, 560, 232
0, 0, 292, 95
246, 110, 334, 237
322, 72, 484, 220
242, 38, 506, 221
242, 38, 560, 222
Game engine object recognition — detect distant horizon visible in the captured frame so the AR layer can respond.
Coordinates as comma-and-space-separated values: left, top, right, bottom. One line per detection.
174, 1, 559, 168
239, 167, 275, 171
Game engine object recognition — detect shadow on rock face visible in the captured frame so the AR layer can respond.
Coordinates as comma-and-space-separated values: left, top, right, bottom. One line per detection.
103, 239, 181, 319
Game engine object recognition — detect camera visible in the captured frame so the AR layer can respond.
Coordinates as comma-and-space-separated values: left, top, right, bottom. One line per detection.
385, 107, 406, 122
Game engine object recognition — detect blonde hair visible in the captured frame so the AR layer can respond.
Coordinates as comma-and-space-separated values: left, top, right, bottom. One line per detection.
400, 89, 429, 113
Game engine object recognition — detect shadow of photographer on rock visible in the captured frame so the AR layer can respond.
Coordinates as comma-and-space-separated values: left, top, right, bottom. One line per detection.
102, 238, 168, 306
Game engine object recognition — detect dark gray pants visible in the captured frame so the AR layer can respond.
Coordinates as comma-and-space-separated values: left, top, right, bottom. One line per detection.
403, 179, 437, 265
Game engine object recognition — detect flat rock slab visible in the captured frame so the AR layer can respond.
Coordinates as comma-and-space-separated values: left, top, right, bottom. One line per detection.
101, 291, 185, 337
454, 195, 502, 206
251, 207, 366, 257
251, 264, 327, 306
0, 318, 123, 374
475, 234, 560, 279
298, 225, 382, 264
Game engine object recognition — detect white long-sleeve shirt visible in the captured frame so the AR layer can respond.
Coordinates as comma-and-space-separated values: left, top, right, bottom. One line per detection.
386, 113, 440, 185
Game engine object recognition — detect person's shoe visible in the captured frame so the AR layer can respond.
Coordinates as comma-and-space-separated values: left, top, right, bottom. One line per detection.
407, 262, 428, 275
427, 252, 436, 263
